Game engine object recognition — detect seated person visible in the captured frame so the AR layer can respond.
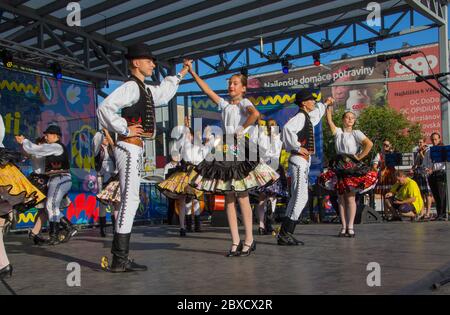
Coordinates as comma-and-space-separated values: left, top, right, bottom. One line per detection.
384, 170, 423, 221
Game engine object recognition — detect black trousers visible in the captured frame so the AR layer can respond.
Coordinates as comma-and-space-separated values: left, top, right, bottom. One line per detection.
429, 171, 447, 217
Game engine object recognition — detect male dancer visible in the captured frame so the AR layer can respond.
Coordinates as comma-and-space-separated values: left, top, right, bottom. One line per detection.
97, 43, 191, 272
280, 90, 334, 245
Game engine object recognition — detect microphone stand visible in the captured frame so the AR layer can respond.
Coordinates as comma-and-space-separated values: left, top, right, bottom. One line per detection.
396, 58, 450, 101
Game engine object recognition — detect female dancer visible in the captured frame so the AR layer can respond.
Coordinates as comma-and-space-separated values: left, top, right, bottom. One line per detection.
256, 119, 286, 235
0, 114, 46, 278
187, 66, 279, 257
95, 129, 119, 237
320, 108, 377, 237
158, 119, 214, 236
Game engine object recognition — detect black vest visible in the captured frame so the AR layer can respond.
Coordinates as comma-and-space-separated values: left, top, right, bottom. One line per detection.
121, 76, 155, 137
296, 109, 315, 154
45, 141, 70, 172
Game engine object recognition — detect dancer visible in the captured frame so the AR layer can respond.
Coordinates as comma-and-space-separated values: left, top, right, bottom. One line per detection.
94, 129, 119, 237
15, 125, 76, 245
320, 109, 377, 237
97, 43, 191, 272
163, 152, 181, 225
187, 65, 279, 257
158, 119, 214, 236
0, 114, 46, 278
256, 119, 286, 235
281, 91, 333, 245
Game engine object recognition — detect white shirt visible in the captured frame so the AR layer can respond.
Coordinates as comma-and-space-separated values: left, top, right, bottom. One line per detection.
259, 132, 282, 164
92, 131, 116, 176
30, 155, 46, 174
334, 128, 366, 155
164, 161, 180, 177
175, 127, 215, 166
282, 102, 327, 152
217, 98, 255, 135
423, 146, 446, 172
97, 76, 181, 136
0, 115, 5, 148
22, 139, 64, 157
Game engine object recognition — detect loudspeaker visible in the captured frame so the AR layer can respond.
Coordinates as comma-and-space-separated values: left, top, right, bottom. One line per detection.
355, 205, 382, 224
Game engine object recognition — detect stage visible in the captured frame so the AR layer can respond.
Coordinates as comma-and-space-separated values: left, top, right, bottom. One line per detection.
1, 222, 450, 295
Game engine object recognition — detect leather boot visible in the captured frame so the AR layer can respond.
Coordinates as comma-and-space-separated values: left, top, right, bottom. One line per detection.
277, 217, 297, 246
110, 233, 147, 273
111, 215, 116, 234
59, 216, 78, 243
186, 215, 193, 232
48, 222, 60, 246
99, 217, 107, 237
194, 215, 201, 232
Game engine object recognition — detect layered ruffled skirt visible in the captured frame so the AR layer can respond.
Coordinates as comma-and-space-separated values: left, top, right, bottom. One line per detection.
158, 163, 203, 200
0, 149, 46, 215
97, 174, 121, 204
319, 154, 378, 195
188, 136, 279, 194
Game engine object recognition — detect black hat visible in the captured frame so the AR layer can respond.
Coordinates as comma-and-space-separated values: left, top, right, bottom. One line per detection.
43, 125, 62, 136
125, 43, 156, 61
295, 89, 316, 105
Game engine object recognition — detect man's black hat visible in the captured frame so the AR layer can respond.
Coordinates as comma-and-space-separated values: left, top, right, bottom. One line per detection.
125, 43, 156, 61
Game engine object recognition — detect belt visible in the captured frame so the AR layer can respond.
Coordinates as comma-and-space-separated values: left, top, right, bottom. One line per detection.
118, 135, 143, 147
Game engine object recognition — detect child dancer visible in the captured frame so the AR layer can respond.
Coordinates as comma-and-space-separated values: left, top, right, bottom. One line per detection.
281, 91, 334, 245
187, 66, 279, 257
320, 108, 377, 237
256, 119, 286, 235
94, 129, 119, 237
158, 120, 214, 236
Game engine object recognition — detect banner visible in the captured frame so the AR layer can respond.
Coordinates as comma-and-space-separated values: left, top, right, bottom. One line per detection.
249, 43, 442, 138
0, 67, 167, 229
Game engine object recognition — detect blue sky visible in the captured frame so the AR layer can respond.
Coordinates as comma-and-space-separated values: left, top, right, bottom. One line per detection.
102, 7, 449, 105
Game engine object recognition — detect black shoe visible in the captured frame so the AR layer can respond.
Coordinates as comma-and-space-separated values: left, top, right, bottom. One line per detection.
226, 242, 243, 257
48, 222, 61, 246
277, 233, 297, 245
347, 228, 356, 238
277, 217, 299, 246
110, 233, 147, 273
59, 216, 78, 243
28, 229, 49, 245
240, 241, 256, 257
180, 228, 187, 237
99, 217, 107, 238
338, 227, 347, 238
186, 216, 193, 232
194, 216, 202, 232
257, 227, 266, 235
0, 264, 13, 279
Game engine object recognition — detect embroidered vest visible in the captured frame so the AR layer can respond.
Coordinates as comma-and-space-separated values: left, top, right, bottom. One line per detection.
296, 109, 315, 154
45, 142, 70, 172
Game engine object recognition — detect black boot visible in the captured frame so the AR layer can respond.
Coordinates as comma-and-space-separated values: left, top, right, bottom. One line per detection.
110, 233, 147, 273
286, 220, 304, 245
111, 215, 116, 234
277, 218, 297, 246
28, 229, 49, 245
186, 216, 193, 232
59, 216, 78, 243
194, 215, 202, 232
99, 217, 107, 238
48, 222, 60, 246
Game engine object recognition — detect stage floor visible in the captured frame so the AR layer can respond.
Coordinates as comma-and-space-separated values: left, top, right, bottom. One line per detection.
2, 221, 450, 295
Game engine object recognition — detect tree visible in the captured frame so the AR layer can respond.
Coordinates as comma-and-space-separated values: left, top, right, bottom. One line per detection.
322, 105, 423, 165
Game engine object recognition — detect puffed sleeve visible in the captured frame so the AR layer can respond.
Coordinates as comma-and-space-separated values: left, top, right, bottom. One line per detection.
97, 81, 140, 135
22, 139, 64, 157
148, 76, 181, 106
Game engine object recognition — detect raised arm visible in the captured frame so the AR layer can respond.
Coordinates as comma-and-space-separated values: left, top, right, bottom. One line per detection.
188, 66, 221, 105
326, 106, 338, 136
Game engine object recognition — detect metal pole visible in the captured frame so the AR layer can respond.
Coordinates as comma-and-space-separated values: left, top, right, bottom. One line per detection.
438, 4, 449, 221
